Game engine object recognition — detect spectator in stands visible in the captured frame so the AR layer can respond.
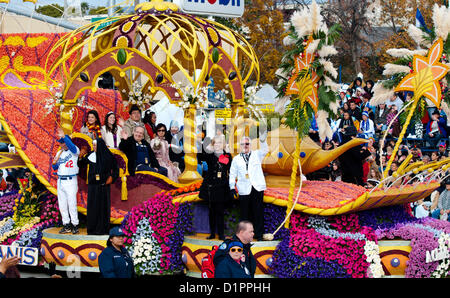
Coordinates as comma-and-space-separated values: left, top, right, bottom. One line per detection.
333, 111, 355, 143
330, 161, 342, 181
386, 92, 404, 111
349, 101, 362, 121
308, 113, 320, 143
374, 103, 389, 138
80, 110, 102, 140
431, 151, 440, 162
5, 175, 18, 192
410, 146, 422, 162
386, 104, 401, 138
123, 105, 151, 143
119, 125, 168, 177
143, 110, 157, 140
414, 199, 430, 218
424, 109, 447, 148
350, 76, 364, 96
360, 93, 374, 120
342, 102, 350, 115
101, 111, 122, 149
150, 123, 181, 182
364, 79, 374, 97
422, 154, 431, 164
358, 111, 375, 139
438, 141, 448, 157
431, 178, 450, 222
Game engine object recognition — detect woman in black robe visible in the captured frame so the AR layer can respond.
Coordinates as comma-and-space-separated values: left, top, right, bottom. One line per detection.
79, 138, 119, 235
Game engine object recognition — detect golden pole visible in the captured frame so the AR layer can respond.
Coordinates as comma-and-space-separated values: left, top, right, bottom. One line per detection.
178, 104, 202, 184
383, 96, 419, 177
59, 103, 75, 135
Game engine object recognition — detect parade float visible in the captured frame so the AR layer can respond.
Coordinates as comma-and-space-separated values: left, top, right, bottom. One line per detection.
0, 0, 449, 278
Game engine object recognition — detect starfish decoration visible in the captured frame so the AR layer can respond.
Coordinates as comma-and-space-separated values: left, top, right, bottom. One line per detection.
285, 44, 320, 112
395, 38, 450, 107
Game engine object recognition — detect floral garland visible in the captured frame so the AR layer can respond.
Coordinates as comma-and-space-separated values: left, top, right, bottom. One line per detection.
375, 217, 450, 278
0, 191, 20, 220
269, 205, 450, 278
0, 181, 59, 246
121, 190, 194, 275
122, 81, 154, 111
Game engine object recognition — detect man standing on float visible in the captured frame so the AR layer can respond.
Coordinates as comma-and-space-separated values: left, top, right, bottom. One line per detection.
229, 130, 268, 241
52, 128, 80, 234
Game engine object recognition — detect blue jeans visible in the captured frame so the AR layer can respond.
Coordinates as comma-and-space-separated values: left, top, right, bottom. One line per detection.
136, 164, 168, 177
431, 209, 450, 222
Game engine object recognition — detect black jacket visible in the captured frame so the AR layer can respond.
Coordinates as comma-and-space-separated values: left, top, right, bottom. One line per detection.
98, 245, 135, 278
214, 254, 252, 278
213, 235, 256, 278
338, 137, 372, 186
198, 151, 232, 203
119, 136, 161, 176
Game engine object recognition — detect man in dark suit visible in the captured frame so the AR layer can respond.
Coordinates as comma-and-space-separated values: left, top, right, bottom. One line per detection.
119, 125, 168, 176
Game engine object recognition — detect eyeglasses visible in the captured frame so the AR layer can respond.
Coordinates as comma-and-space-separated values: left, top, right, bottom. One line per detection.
240, 143, 250, 146
230, 248, 243, 253
158, 129, 166, 132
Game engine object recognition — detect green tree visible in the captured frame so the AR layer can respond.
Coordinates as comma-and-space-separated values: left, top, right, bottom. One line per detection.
35, 4, 64, 18
81, 2, 90, 16
88, 6, 107, 15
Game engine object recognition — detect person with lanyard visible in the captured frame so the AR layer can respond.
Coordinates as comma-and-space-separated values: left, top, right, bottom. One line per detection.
98, 227, 135, 278
119, 125, 168, 177
101, 111, 123, 149
198, 134, 232, 241
80, 110, 102, 140
213, 220, 257, 278
229, 130, 268, 241
52, 127, 80, 234
78, 138, 119, 235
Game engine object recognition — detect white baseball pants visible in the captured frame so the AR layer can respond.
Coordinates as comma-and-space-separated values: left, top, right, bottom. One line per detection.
57, 177, 79, 226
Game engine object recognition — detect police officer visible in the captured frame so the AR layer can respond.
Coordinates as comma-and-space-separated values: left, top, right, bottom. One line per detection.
98, 227, 135, 278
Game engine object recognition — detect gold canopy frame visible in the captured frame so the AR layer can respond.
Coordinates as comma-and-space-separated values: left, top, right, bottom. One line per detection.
43, 1, 260, 184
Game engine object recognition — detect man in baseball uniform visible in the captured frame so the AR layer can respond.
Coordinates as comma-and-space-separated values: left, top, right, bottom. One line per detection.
52, 128, 80, 234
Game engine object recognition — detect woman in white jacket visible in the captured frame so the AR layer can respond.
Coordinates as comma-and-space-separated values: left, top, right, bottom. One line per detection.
101, 111, 122, 149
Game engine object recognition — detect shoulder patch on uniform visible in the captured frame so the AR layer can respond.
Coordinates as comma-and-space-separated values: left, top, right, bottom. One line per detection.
219, 243, 227, 250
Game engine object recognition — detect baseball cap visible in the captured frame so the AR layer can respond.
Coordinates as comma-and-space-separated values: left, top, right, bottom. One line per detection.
227, 241, 243, 251
109, 227, 125, 237
439, 141, 446, 148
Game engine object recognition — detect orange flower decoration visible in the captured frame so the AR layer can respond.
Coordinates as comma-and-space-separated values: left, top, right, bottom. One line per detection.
395, 38, 450, 107
285, 44, 320, 111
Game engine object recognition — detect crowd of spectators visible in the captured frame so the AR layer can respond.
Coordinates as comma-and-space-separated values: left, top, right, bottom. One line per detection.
305, 74, 450, 221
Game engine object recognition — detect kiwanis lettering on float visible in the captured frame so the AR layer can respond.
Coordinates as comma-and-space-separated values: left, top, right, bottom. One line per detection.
0, 245, 39, 266
426, 247, 450, 263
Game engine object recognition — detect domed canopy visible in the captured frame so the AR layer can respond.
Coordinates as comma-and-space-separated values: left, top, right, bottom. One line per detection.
45, 0, 260, 108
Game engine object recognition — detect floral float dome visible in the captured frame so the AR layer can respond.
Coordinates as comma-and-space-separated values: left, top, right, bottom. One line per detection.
44, 0, 260, 116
